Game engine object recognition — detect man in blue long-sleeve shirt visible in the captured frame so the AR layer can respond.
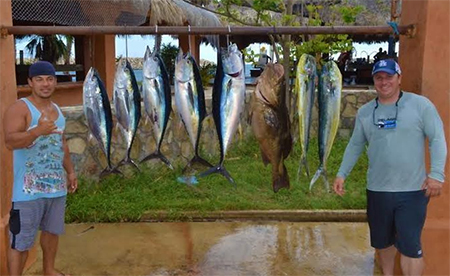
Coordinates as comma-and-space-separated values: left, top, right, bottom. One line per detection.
333, 59, 446, 276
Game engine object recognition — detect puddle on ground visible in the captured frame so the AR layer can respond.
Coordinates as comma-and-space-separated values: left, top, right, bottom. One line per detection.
26, 222, 381, 276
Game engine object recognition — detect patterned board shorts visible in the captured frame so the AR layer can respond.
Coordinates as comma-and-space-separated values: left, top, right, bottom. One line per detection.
9, 196, 66, 251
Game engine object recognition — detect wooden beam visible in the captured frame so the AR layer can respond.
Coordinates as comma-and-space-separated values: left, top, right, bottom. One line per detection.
1, 25, 416, 36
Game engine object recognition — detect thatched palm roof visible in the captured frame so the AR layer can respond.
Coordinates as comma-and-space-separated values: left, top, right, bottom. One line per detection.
12, 0, 222, 28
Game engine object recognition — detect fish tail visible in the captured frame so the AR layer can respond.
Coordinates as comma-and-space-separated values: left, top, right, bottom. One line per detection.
181, 154, 213, 173
198, 165, 235, 186
309, 166, 330, 191
117, 157, 141, 172
296, 155, 310, 181
140, 151, 174, 170
273, 164, 290, 193
100, 166, 123, 179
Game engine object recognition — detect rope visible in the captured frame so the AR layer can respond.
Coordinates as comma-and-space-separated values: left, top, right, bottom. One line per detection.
387, 21, 399, 35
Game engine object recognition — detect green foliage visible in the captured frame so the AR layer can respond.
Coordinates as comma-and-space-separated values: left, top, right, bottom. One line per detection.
199, 62, 217, 87
66, 137, 368, 223
295, 4, 356, 65
17, 35, 67, 63
160, 43, 179, 84
339, 5, 365, 24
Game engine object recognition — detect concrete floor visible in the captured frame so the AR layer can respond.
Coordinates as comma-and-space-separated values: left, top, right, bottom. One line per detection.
26, 222, 382, 276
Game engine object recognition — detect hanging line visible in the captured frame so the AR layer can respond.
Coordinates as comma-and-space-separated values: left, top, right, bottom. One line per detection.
125, 34, 129, 60
227, 25, 231, 46
188, 25, 192, 53
387, 21, 400, 35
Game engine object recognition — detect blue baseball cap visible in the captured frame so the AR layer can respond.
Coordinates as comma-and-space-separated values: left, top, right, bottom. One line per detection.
372, 59, 401, 76
29, 61, 56, 78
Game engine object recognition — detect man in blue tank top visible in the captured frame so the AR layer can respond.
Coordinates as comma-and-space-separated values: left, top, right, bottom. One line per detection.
333, 59, 447, 275
3, 61, 78, 276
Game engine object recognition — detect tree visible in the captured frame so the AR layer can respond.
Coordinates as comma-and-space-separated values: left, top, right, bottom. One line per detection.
17, 35, 68, 63
206, 0, 363, 115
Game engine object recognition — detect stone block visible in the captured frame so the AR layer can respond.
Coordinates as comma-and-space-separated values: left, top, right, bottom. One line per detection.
67, 137, 86, 154
65, 120, 87, 134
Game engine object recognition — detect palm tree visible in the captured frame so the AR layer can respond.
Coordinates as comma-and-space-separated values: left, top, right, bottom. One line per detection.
16, 35, 68, 63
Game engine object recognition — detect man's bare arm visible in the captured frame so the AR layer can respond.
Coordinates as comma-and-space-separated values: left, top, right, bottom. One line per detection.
4, 100, 57, 150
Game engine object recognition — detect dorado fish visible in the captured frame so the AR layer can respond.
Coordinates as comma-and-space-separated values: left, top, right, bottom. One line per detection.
140, 46, 173, 169
251, 63, 292, 192
83, 67, 121, 177
174, 50, 212, 172
310, 61, 342, 191
295, 54, 317, 179
199, 43, 246, 184
113, 58, 141, 170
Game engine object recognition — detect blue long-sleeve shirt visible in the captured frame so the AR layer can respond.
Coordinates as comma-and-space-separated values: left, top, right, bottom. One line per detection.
337, 91, 446, 192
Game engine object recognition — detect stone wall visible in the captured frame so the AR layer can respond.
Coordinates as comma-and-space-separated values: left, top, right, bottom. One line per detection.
64, 88, 376, 177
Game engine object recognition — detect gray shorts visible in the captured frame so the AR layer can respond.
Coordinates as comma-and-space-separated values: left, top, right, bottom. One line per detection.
9, 196, 66, 251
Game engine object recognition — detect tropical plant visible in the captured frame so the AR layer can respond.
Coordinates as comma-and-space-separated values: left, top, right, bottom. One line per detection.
160, 43, 179, 84
199, 62, 217, 87
16, 35, 68, 63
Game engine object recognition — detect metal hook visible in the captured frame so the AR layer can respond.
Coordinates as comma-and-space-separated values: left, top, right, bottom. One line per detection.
227, 25, 231, 46
155, 24, 158, 34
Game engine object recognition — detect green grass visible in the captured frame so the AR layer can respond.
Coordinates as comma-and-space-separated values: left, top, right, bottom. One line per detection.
66, 137, 368, 223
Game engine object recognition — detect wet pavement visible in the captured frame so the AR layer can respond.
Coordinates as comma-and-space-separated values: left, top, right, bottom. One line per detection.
26, 222, 382, 276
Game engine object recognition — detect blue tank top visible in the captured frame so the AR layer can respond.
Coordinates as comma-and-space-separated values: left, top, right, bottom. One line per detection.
12, 98, 67, 202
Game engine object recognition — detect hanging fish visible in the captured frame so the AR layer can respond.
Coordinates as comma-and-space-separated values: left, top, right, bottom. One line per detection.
199, 43, 246, 184
295, 54, 317, 180
174, 50, 212, 172
113, 58, 141, 170
251, 63, 292, 192
83, 67, 121, 177
310, 61, 342, 191
140, 46, 173, 169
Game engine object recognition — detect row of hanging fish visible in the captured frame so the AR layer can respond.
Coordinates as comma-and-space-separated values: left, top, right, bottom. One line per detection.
295, 54, 342, 191
83, 44, 246, 184
251, 54, 342, 193
83, 58, 142, 177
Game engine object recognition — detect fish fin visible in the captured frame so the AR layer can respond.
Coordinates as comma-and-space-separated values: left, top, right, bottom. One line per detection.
187, 82, 195, 109
100, 166, 123, 179
182, 154, 213, 174
273, 164, 290, 193
297, 156, 310, 181
198, 165, 235, 186
117, 157, 141, 172
140, 151, 174, 170
309, 167, 329, 191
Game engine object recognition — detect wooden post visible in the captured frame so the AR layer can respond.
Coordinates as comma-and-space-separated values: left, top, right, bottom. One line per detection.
179, 35, 200, 62
0, 1, 16, 274
399, 0, 449, 275
83, 34, 116, 99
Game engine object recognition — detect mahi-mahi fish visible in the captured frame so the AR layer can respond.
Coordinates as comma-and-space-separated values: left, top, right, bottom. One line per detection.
310, 61, 342, 191
113, 58, 141, 170
140, 46, 173, 169
174, 50, 212, 172
251, 63, 292, 192
295, 54, 317, 180
83, 67, 121, 177
199, 43, 246, 184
